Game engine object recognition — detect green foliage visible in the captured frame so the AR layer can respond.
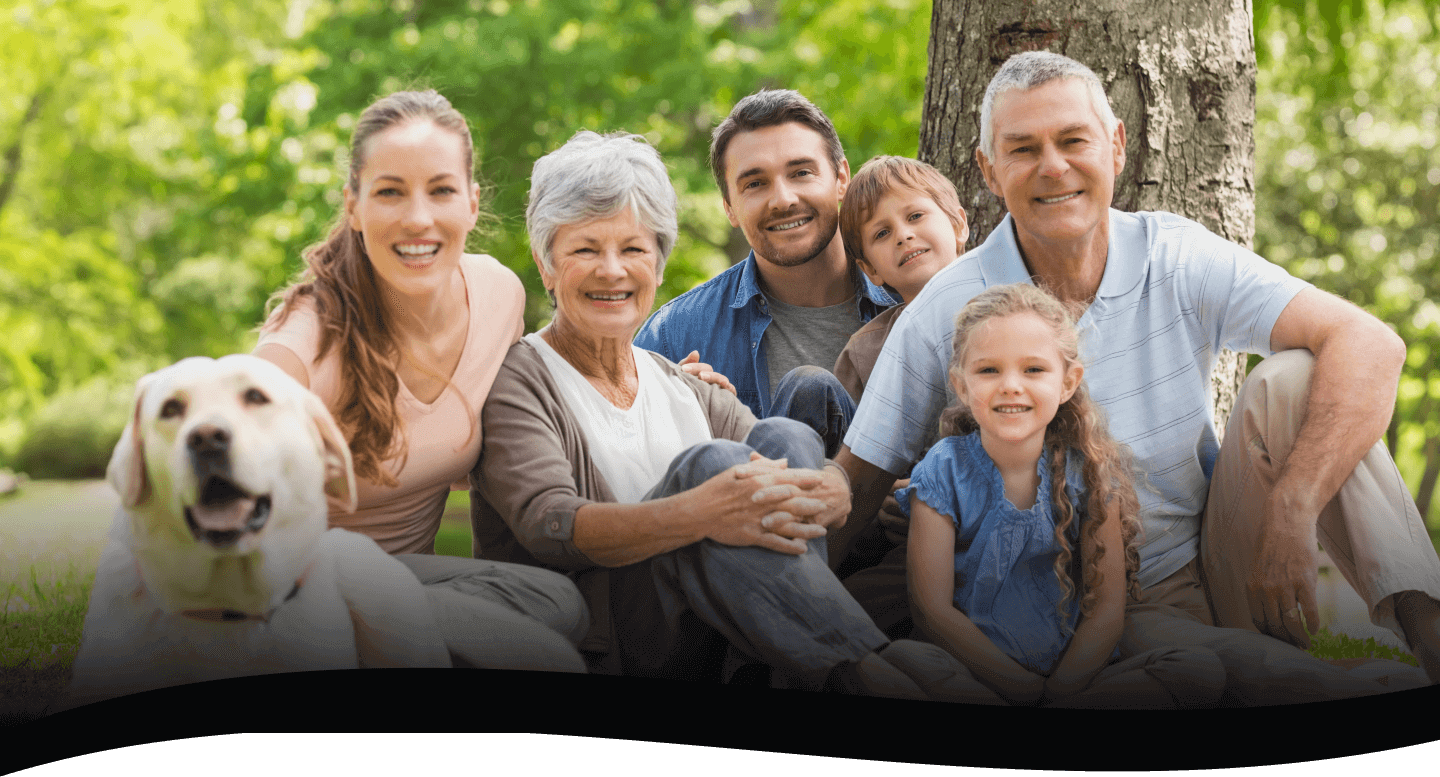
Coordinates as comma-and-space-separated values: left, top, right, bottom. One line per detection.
11, 362, 156, 479
1, 0, 931, 462
1254, 0, 1440, 521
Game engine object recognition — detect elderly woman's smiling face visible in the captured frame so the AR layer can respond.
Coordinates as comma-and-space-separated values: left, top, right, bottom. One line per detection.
540, 207, 661, 342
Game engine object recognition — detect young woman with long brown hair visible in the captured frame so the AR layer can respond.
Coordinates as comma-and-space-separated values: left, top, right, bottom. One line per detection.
255, 90, 587, 672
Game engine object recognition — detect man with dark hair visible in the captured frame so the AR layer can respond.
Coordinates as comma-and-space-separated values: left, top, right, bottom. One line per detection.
634, 89, 896, 458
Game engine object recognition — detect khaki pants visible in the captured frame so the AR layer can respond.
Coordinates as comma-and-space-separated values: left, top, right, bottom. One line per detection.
1122, 349, 1438, 705
1201, 349, 1440, 637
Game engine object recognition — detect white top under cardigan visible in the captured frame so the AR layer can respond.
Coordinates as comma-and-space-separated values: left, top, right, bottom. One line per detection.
525, 332, 713, 503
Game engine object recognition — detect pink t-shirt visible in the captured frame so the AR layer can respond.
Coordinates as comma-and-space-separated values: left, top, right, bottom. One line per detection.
256, 253, 525, 554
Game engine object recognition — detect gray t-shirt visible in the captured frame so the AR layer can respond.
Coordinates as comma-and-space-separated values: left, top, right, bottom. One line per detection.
762, 292, 860, 398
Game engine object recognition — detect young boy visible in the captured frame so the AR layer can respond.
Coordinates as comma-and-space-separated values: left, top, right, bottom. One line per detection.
832, 157, 970, 639
834, 156, 970, 402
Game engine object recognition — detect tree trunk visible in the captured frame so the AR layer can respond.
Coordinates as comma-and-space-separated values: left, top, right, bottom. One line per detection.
920, 0, 1255, 438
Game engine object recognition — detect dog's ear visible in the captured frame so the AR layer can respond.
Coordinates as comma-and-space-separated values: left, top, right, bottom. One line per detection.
107, 372, 156, 507
301, 388, 357, 513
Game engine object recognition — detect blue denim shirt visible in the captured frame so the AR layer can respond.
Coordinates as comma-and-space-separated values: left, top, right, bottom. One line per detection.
634, 251, 896, 418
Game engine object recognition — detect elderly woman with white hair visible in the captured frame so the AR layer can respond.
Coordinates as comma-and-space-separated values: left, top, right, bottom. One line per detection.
468, 130, 964, 698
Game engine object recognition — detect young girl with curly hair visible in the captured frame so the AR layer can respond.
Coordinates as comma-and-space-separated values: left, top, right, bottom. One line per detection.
905, 283, 1226, 708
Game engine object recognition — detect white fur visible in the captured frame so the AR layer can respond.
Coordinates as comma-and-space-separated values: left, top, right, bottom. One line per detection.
57, 355, 450, 712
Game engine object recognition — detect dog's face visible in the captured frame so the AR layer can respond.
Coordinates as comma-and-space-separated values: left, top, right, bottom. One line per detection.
108, 355, 357, 613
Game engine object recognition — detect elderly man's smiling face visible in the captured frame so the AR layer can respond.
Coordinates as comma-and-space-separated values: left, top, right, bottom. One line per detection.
977, 78, 1126, 259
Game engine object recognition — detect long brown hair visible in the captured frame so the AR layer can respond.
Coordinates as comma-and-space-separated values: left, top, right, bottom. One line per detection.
264, 90, 486, 487
940, 283, 1143, 620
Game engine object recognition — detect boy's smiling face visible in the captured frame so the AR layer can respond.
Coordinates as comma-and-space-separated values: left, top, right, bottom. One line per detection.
856, 188, 968, 302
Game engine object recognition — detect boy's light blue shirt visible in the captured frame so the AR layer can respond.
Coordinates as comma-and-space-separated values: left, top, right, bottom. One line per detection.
634, 251, 897, 418
845, 209, 1312, 589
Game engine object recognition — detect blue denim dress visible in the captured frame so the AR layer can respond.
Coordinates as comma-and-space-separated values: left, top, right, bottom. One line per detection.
897, 432, 1095, 675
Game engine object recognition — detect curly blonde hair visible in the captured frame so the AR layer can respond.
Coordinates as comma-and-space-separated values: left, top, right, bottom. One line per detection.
263, 90, 486, 487
939, 283, 1143, 619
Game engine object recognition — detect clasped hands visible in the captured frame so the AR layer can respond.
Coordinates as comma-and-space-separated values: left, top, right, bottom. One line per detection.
702, 452, 849, 556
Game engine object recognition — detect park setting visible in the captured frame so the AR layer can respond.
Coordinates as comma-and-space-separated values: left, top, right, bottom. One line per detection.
3, 0, 1440, 735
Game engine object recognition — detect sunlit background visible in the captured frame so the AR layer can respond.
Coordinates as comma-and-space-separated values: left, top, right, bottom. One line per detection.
1, 0, 1438, 717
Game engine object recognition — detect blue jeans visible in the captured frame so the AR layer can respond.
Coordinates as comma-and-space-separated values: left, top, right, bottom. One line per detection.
608, 417, 888, 688
769, 366, 856, 459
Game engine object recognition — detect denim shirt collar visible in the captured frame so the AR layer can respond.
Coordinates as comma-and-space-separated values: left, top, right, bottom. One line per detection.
732, 251, 898, 312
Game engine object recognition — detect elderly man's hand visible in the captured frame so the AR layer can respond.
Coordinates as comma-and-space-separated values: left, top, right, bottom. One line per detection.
679, 350, 737, 395
878, 477, 912, 544
1247, 490, 1321, 649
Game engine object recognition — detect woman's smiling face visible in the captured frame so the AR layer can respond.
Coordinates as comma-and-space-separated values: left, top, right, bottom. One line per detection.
540, 207, 662, 343
345, 120, 478, 299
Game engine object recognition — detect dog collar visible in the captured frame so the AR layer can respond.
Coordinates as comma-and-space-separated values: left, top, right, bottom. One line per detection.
137, 558, 306, 624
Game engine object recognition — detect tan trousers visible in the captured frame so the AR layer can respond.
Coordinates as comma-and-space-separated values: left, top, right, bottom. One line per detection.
1121, 349, 1437, 705
1201, 349, 1440, 638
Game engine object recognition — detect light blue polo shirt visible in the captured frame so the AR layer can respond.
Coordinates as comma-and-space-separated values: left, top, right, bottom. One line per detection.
845, 209, 1312, 589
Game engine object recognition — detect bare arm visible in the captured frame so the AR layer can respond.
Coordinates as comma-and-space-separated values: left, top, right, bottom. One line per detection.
1250, 287, 1407, 646
253, 343, 310, 389
1043, 495, 1126, 699
908, 497, 1044, 705
828, 444, 899, 570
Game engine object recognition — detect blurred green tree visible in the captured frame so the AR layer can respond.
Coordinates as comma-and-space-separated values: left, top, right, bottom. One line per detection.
1253, 0, 1440, 523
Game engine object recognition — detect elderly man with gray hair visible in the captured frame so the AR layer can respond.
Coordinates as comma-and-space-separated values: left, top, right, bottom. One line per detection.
469, 129, 981, 699
836, 50, 1440, 705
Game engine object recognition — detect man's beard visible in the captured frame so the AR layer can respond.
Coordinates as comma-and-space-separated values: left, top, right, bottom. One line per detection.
752, 206, 838, 268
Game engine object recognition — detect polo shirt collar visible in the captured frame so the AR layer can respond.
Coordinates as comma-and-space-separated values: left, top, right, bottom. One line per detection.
1096, 209, 1145, 299
731, 250, 898, 309
978, 209, 1144, 299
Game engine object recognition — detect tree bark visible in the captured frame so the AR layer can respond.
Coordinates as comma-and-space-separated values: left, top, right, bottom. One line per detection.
920, 0, 1255, 438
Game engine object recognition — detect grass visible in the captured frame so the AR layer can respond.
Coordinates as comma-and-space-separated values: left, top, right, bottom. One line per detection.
1308, 629, 1419, 667
1, 481, 108, 724
0, 480, 1432, 725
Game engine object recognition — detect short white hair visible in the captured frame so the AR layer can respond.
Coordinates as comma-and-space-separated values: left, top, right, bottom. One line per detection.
978, 51, 1118, 161
526, 130, 678, 278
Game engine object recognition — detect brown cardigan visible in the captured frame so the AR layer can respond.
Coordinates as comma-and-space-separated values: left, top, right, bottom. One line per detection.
468, 339, 757, 667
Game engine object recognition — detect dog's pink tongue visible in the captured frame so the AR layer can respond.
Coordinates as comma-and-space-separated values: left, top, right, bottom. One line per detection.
189, 498, 257, 531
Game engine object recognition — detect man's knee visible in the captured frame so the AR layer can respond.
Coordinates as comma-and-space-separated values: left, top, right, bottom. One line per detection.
1240, 349, 1314, 410
777, 365, 843, 395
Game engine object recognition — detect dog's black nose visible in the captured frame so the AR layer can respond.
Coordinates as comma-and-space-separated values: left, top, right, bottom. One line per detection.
187, 424, 231, 454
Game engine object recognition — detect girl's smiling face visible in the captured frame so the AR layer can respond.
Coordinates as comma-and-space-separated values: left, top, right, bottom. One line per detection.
950, 311, 1083, 458
344, 120, 478, 300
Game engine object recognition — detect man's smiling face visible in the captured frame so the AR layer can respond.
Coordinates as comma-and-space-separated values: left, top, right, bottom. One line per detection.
976, 77, 1126, 256
722, 122, 850, 269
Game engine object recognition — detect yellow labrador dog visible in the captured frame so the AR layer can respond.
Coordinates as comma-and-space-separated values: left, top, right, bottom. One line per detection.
57, 355, 449, 712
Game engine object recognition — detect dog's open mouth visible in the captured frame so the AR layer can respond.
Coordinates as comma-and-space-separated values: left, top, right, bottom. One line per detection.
184, 475, 272, 548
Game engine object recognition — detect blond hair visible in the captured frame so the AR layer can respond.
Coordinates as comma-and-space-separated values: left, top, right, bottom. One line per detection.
942, 283, 1143, 616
